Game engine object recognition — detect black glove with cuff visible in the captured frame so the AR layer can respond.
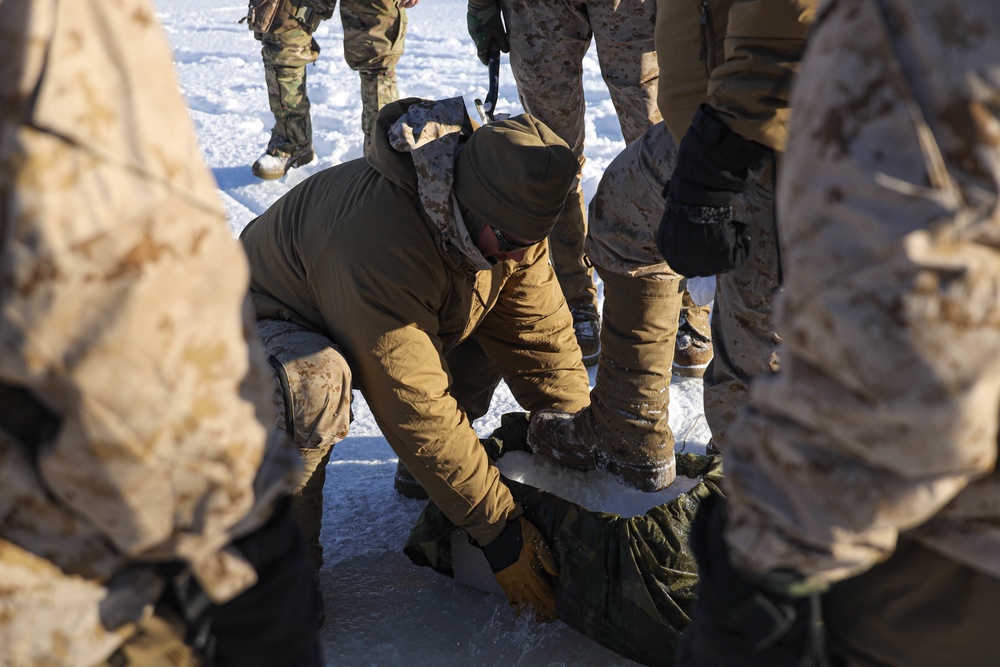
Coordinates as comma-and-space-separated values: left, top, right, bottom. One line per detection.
677, 493, 828, 667
657, 104, 772, 277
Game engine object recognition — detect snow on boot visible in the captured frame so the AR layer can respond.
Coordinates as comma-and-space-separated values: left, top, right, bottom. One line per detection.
252, 148, 315, 180
527, 409, 597, 471
673, 291, 713, 377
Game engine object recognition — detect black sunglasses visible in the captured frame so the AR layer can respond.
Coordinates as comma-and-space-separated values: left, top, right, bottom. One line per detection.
490, 225, 534, 253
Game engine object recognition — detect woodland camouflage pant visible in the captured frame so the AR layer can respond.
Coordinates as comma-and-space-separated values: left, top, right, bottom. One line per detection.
500, 0, 661, 310
256, 0, 406, 155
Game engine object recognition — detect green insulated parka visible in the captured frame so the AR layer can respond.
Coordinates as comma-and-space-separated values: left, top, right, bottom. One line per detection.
241, 98, 591, 546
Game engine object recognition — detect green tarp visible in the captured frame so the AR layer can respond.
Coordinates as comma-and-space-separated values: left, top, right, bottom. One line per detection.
403, 413, 724, 667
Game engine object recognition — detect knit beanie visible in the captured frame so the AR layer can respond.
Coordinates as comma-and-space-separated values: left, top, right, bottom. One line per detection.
454, 114, 577, 243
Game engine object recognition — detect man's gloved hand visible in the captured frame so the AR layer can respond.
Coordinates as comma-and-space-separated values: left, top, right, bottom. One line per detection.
657, 103, 772, 277
482, 515, 560, 622
467, 0, 509, 66
678, 493, 828, 667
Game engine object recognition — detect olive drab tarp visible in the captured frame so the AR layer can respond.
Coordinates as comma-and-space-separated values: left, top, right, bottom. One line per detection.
403, 413, 724, 667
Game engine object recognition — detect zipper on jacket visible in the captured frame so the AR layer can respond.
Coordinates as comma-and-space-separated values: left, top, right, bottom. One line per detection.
699, 0, 717, 78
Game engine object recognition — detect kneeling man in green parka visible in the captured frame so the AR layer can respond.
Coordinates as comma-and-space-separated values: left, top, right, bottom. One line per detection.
240, 97, 592, 621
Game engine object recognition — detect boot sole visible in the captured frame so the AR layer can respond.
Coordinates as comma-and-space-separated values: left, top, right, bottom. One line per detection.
603, 455, 677, 493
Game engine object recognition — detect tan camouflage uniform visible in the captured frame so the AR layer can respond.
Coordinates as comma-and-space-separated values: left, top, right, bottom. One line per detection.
256, 0, 407, 155
0, 0, 301, 664
500, 0, 662, 315
657, 0, 815, 451
726, 0, 1000, 662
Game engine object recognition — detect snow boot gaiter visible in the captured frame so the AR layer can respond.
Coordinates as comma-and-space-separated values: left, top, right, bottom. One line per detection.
573, 266, 683, 491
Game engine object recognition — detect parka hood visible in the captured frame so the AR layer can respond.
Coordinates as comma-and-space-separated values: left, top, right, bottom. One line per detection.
367, 97, 494, 272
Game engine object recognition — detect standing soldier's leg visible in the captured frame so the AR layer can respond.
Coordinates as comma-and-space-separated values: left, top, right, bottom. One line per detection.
588, 0, 661, 145
502, 0, 599, 363
342, 0, 406, 148
256, 319, 353, 574
253, 4, 331, 179
532, 122, 683, 491
703, 165, 781, 452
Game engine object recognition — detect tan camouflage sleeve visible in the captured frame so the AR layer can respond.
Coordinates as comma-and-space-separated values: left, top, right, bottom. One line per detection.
1, 0, 298, 602
722, 0, 1000, 587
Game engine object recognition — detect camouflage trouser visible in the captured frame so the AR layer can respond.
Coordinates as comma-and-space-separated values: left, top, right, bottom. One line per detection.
577, 121, 714, 461
256, 319, 353, 572
585, 121, 714, 331
501, 0, 661, 311
704, 164, 781, 451
256, 0, 406, 155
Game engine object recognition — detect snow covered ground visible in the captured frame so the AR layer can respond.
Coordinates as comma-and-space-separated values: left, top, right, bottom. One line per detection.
157, 1, 711, 663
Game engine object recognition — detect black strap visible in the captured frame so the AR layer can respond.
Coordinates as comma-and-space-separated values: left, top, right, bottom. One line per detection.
266, 355, 296, 437
0, 382, 61, 456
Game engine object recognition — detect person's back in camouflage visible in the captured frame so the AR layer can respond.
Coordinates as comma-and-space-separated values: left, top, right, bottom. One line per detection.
247, 0, 415, 179
680, 0, 1000, 664
0, 1, 321, 663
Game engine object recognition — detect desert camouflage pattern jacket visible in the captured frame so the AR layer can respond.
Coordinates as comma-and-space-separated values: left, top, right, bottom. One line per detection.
0, 1, 299, 663
725, 0, 1000, 587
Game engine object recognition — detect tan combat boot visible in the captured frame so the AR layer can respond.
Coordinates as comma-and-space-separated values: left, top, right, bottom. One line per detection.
673, 288, 713, 378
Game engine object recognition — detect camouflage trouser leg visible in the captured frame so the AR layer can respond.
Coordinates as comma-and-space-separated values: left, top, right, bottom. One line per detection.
259, 14, 322, 157
703, 164, 781, 452
358, 69, 398, 147
501, 0, 659, 309
342, 0, 406, 144
256, 319, 353, 572
585, 120, 711, 348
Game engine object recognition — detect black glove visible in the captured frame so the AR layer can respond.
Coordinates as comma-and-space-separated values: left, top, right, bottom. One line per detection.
467, 0, 509, 66
657, 104, 772, 277
677, 493, 828, 667
169, 499, 324, 666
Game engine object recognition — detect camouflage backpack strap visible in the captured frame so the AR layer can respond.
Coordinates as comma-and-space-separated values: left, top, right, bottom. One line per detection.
0, 382, 61, 459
